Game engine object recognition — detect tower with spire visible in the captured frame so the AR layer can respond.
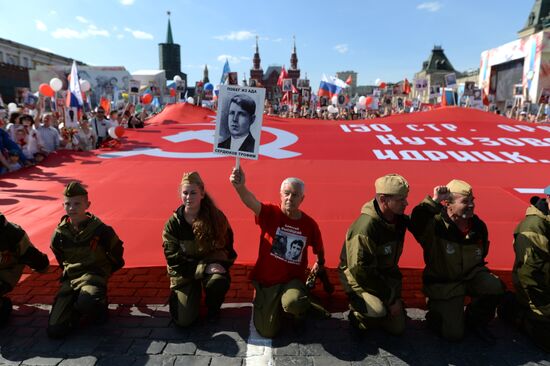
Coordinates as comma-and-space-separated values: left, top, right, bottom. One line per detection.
202, 65, 209, 83
518, 0, 550, 38
158, 11, 186, 83
250, 35, 264, 85
287, 36, 301, 86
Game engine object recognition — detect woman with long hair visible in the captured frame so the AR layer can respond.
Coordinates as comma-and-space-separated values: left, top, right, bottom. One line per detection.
162, 171, 236, 326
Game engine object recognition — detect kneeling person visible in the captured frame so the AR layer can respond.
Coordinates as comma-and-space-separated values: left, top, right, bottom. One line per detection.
163, 172, 236, 326
48, 182, 124, 338
230, 166, 327, 338
339, 174, 409, 335
0, 213, 49, 325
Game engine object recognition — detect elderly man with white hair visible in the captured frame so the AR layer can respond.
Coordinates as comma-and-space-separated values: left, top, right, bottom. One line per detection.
230, 166, 327, 338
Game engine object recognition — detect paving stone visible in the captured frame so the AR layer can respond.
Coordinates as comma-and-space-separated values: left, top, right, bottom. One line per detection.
128, 340, 167, 355
140, 318, 171, 328
149, 328, 190, 341
58, 356, 98, 366
209, 356, 243, 366
94, 338, 134, 355
163, 342, 197, 355
272, 342, 300, 356
96, 355, 136, 366
273, 356, 313, 366
172, 356, 211, 366
131, 355, 176, 366
122, 328, 152, 338
0, 354, 23, 366
58, 337, 100, 355
311, 356, 351, 366
21, 356, 63, 366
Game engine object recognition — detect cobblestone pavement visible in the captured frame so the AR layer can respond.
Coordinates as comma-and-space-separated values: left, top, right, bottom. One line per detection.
0, 303, 548, 366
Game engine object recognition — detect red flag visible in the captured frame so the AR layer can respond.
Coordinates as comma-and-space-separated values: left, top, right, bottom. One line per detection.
441, 88, 447, 107
482, 90, 490, 106
291, 84, 298, 94
403, 78, 411, 95
281, 91, 290, 104
345, 75, 352, 85
277, 66, 288, 87
100, 96, 111, 115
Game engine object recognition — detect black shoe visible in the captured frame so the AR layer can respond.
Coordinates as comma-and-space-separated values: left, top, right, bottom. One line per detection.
0, 297, 12, 326
348, 311, 367, 333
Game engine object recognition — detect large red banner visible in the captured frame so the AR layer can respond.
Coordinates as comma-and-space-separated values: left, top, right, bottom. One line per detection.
1, 104, 549, 270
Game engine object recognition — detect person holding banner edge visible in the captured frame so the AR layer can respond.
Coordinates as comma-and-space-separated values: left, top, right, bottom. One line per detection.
230, 166, 328, 338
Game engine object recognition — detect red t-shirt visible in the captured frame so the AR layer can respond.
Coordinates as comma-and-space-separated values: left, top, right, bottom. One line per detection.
250, 203, 324, 287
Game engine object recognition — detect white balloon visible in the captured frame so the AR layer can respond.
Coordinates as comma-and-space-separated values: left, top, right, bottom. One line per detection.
331, 95, 338, 105
80, 79, 91, 92
108, 126, 118, 139
375, 78, 381, 86
49, 78, 63, 92
358, 96, 366, 105
173, 75, 182, 82
58, 122, 64, 130
327, 105, 337, 114
187, 97, 194, 104
7, 103, 17, 112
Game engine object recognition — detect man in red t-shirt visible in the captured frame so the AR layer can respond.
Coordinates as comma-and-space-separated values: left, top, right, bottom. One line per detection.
230, 166, 327, 338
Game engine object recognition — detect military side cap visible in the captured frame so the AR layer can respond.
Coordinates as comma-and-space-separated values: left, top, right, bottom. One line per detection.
64, 181, 88, 197
375, 174, 409, 195
446, 179, 472, 196
544, 184, 550, 195
181, 171, 204, 188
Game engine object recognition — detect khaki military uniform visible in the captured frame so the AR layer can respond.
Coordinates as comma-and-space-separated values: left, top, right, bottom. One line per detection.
162, 206, 236, 327
48, 214, 124, 338
511, 204, 550, 352
338, 200, 407, 335
0, 213, 49, 323
410, 196, 504, 341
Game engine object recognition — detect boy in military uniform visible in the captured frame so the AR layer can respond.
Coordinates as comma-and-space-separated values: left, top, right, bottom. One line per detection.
499, 185, 550, 352
339, 174, 409, 335
0, 213, 49, 325
409, 180, 505, 342
47, 182, 124, 338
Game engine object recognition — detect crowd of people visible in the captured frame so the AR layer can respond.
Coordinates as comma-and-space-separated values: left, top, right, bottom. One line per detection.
0, 102, 150, 175
0, 171, 548, 353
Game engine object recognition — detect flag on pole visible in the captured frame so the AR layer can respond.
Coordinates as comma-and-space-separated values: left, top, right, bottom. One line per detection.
318, 74, 342, 98
403, 78, 411, 95
345, 75, 352, 85
277, 66, 288, 87
66, 60, 83, 108
220, 59, 231, 84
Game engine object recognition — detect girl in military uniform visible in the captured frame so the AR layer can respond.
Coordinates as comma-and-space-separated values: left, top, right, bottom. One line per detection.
162, 171, 236, 326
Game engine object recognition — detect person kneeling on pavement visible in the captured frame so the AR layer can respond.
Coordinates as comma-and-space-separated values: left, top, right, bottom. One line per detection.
409, 180, 505, 342
230, 166, 329, 338
499, 184, 550, 353
339, 174, 409, 336
47, 182, 124, 338
162, 171, 237, 326
0, 213, 49, 325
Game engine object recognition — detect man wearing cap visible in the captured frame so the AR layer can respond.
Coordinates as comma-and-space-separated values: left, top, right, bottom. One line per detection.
230, 166, 328, 338
339, 174, 409, 335
0, 213, 49, 325
499, 184, 550, 352
410, 180, 505, 342
47, 181, 124, 338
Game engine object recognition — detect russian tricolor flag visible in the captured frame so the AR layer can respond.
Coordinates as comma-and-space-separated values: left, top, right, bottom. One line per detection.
66, 60, 84, 108
318, 74, 342, 98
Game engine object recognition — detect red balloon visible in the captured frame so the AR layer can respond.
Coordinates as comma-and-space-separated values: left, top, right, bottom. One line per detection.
39, 83, 55, 97
114, 126, 125, 138
169, 88, 176, 97
365, 96, 373, 105
379, 82, 386, 89
142, 93, 153, 104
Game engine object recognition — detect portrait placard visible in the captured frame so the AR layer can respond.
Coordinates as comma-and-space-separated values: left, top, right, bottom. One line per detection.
129, 80, 140, 95
445, 73, 457, 88
282, 78, 293, 92
213, 85, 266, 160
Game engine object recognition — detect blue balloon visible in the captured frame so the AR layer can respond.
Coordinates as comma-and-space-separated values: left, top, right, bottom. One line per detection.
204, 83, 214, 91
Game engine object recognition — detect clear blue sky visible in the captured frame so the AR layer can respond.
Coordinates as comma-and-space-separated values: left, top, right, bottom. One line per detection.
0, 0, 534, 89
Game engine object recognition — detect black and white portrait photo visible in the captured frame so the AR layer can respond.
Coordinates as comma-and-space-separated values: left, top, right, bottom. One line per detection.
214, 85, 266, 159
282, 78, 293, 92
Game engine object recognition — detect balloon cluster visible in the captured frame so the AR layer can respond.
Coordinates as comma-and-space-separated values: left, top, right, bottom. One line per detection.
108, 126, 125, 139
